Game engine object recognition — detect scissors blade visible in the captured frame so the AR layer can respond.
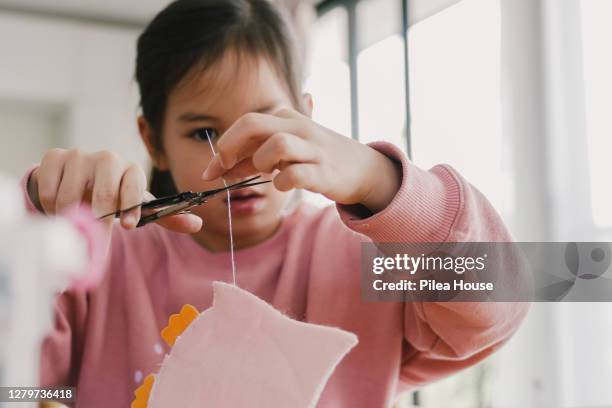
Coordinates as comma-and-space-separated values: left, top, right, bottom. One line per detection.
98, 176, 271, 223
198, 175, 263, 197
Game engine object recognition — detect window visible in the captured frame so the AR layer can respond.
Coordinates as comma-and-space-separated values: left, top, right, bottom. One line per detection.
304, 6, 351, 208
312, 0, 408, 149
306, 0, 408, 208
408, 0, 510, 218
305, 6, 351, 138
581, 0, 612, 231
356, 0, 407, 150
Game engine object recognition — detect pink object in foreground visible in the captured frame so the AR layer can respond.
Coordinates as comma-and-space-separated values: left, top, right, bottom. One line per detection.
147, 282, 358, 407
59, 205, 108, 291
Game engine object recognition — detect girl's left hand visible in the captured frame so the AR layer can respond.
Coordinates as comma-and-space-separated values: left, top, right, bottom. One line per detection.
201, 108, 402, 213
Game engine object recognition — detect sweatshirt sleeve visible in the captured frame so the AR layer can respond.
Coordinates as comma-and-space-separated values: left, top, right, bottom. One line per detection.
336, 141, 530, 387
39, 290, 89, 390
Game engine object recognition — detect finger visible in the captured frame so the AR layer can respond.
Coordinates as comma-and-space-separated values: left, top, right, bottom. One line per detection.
271, 107, 303, 120
143, 190, 156, 201
37, 149, 67, 215
155, 213, 203, 234
56, 150, 91, 214
203, 157, 258, 181
91, 152, 123, 221
203, 131, 313, 180
252, 132, 318, 173
118, 164, 147, 229
201, 154, 226, 180
273, 163, 319, 192
215, 112, 299, 170
141, 191, 203, 233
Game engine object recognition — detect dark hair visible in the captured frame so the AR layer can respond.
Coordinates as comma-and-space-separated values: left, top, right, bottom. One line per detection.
135, 0, 303, 197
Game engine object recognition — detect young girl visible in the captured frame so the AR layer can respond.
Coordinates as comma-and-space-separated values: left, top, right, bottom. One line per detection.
22, 0, 528, 406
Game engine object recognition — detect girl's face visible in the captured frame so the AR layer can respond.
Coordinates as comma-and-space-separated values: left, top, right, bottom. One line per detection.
140, 51, 304, 251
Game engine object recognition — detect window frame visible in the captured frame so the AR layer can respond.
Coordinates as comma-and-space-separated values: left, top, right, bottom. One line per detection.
316, 0, 413, 159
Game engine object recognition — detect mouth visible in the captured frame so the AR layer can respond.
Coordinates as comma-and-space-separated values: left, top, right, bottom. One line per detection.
224, 188, 264, 202
222, 188, 266, 215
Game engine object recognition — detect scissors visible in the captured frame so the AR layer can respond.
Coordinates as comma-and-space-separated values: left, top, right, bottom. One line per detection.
99, 175, 271, 227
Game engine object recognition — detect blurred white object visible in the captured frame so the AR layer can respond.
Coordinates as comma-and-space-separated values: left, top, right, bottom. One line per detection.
0, 173, 88, 407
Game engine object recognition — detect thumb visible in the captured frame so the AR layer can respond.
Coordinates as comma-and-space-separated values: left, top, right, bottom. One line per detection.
155, 213, 203, 233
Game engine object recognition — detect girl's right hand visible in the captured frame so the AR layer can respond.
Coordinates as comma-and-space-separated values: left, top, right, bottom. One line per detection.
27, 149, 203, 233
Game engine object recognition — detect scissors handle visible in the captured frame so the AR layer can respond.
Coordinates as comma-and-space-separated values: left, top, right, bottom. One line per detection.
136, 200, 196, 227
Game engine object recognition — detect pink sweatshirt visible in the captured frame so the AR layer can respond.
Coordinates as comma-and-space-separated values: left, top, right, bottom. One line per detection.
20, 142, 528, 407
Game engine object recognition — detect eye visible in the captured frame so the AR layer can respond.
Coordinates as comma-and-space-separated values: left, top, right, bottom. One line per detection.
191, 128, 219, 143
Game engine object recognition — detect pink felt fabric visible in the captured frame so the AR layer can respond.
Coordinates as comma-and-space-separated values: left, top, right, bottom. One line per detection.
20, 141, 530, 407
149, 282, 358, 407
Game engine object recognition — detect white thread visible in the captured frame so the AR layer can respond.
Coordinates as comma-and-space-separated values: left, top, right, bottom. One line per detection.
205, 130, 237, 286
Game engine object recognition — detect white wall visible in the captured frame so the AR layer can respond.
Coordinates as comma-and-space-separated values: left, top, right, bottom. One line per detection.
0, 11, 148, 179
0, 99, 65, 177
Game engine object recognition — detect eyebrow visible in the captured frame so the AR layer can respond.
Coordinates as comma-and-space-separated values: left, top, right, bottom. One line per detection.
178, 104, 278, 123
